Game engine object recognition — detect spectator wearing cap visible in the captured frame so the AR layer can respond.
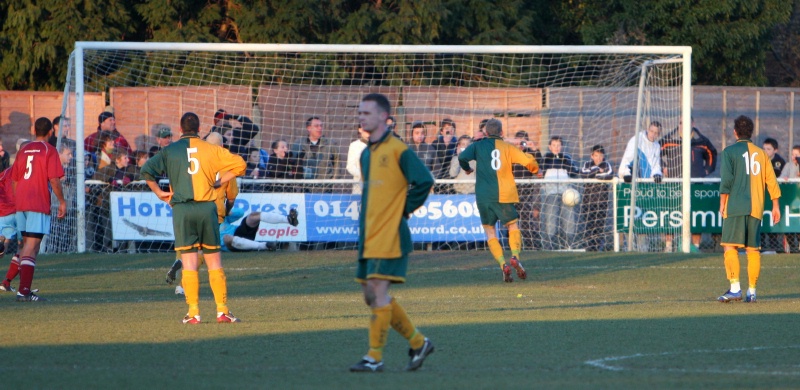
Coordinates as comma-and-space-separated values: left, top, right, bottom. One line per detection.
149, 126, 173, 157
580, 145, 614, 251
84, 110, 132, 157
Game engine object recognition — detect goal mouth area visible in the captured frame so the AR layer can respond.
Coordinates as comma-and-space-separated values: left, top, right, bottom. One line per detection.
58, 44, 692, 254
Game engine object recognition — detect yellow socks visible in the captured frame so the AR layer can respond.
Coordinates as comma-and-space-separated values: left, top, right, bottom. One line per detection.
487, 237, 505, 268
746, 250, 760, 289
208, 268, 229, 315
182, 270, 200, 316
723, 249, 740, 283
508, 228, 522, 258
367, 305, 392, 362
390, 298, 425, 350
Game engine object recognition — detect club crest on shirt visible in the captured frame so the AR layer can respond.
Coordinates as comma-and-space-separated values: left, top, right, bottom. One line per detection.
379, 155, 389, 168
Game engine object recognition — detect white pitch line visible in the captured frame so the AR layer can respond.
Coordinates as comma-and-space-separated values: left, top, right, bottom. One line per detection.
586, 345, 800, 375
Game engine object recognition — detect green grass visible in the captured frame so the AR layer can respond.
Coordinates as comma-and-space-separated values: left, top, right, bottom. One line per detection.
2, 250, 800, 389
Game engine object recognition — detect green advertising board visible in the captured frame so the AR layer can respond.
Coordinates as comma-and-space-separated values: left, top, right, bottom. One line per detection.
615, 183, 800, 233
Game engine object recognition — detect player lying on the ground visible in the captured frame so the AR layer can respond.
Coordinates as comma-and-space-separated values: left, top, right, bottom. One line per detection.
166, 207, 299, 284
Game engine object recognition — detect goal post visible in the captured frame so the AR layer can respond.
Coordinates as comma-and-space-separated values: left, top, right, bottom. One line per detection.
57, 42, 692, 254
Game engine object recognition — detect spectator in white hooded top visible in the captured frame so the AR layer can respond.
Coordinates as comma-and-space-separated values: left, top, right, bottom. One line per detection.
619, 121, 664, 183
346, 125, 369, 194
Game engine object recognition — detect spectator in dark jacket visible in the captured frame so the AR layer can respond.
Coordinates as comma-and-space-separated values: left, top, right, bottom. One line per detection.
580, 145, 614, 251
407, 121, 435, 174
431, 118, 458, 193
659, 118, 717, 178
266, 140, 301, 192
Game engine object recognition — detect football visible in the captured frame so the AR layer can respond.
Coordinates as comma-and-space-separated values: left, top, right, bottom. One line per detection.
562, 188, 581, 207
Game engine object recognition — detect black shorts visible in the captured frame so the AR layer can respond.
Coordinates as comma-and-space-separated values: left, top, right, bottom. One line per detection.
233, 221, 259, 241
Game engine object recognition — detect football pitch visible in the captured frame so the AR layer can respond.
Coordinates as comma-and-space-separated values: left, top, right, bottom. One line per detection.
2, 249, 799, 388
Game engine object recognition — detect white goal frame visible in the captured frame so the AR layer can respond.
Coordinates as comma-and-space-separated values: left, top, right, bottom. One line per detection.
68, 42, 692, 253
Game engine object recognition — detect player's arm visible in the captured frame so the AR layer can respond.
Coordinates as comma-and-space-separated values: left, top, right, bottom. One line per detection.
213, 146, 247, 186
49, 177, 67, 218
719, 193, 728, 218
401, 149, 434, 216
509, 145, 538, 174
145, 179, 172, 203
596, 161, 614, 180
223, 171, 239, 216
140, 152, 172, 202
458, 144, 476, 174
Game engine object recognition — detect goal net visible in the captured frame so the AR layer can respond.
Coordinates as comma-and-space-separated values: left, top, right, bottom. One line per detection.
53, 43, 691, 254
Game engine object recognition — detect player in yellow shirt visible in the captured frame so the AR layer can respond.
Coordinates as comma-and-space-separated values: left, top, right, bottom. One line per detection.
142, 112, 246, 323
349, 93, 435, 373
458, 119, 538, 282
718, 115, 781, 303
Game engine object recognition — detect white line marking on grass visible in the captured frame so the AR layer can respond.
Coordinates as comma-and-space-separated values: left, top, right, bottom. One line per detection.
586, 345, 800, 375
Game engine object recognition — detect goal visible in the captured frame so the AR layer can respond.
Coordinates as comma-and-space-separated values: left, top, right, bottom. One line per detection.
53, 43, 692, 254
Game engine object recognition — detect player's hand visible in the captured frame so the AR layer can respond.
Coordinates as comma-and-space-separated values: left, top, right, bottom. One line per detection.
773, 207, 781, 225
212, 179, 222, 189
57, 202, 67, 219
156, 190, 173, 203
653, 174, 662, 184
623, 175, 632, 183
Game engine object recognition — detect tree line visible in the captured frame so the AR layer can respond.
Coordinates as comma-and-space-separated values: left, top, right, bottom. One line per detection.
1, 0, 798, 91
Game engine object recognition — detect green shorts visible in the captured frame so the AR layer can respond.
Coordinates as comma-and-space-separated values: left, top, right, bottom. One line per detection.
477, 202, 519, 226
355, 256, 408, 284
721, 215, 762, 249
171, 201, 221, 254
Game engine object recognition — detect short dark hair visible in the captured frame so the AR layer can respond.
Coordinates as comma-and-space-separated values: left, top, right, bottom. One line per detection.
591, 144, 605, 154
361, 93, 391, 115
763, 137, 779, 150
306, 116, 321, 128
479, 119, 489, 131
97, 132, 114, 149
440, 118, 456, 132
271, 139, 286, 150
111, 148, 128, 162
181, 112, 200, 133
34, 117, 53, 137
734, 115, 754, 140
514, 130, 529, 140
457, 135, 472, 144
649, 121, 663, 131
53, 116, 61, 126
411, 121, 426, 131
484, 119, 502, 136
134, 150, 149, 161
549, 135, 563, 145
